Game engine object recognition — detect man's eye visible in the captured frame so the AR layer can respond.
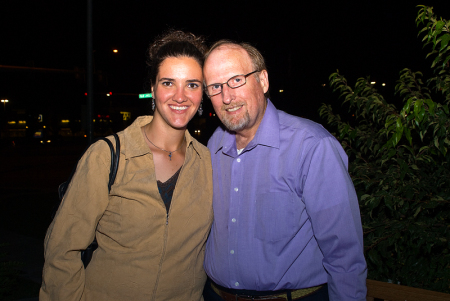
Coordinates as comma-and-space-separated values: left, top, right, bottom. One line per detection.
229, 76, 243, 86
211, 84, 221, 90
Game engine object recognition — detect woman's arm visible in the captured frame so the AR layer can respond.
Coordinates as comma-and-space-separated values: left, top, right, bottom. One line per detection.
40, 140, 112, 301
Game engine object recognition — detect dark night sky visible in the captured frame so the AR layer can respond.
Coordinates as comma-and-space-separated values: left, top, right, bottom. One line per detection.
2, 0, 450, 123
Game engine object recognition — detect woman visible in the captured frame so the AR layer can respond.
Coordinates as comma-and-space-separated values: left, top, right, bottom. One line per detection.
40, 30, 213, 301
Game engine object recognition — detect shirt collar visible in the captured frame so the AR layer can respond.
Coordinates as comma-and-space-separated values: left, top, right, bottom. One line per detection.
214, 99, 280, 156
123, 115, 202, 159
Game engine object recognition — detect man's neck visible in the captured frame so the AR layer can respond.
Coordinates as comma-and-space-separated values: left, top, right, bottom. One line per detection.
235, 134, 252, 150
235, 125, 259, 149
234, 100, 268, 150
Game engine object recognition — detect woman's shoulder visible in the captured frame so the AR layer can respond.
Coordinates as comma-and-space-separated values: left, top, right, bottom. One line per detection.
79, 134, 121, 168
188, 135, 211, 159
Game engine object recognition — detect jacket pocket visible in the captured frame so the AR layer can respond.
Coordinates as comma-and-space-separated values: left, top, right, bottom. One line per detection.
254, 191, 302, 242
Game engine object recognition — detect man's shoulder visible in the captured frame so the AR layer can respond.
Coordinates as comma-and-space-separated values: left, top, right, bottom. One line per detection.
277, 110, 332, 140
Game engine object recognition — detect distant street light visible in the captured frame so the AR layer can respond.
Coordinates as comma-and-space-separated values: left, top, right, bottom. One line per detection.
113, 49, 118, 53
1, 99, 8, 111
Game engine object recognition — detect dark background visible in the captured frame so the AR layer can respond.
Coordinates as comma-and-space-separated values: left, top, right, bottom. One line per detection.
2, 1, 450, 124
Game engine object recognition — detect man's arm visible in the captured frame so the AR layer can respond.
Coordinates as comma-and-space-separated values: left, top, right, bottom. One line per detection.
303, 136, 367, 301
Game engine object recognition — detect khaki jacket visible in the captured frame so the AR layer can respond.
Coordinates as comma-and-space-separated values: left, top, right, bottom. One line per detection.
40, 116, 213, 301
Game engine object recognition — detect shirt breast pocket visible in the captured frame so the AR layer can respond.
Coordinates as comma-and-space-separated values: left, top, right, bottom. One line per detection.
254, 191, 302, 242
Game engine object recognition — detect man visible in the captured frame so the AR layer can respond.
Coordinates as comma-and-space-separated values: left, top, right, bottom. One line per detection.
202, 40, 367, 301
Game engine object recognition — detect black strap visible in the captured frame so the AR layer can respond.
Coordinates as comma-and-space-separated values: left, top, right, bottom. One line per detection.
51, 133, 120, 220
57, 133, 120, 202
97, 132, 120, 191
53, 133, 120, 268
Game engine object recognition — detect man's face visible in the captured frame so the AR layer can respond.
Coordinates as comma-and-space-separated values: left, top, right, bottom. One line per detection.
204, 46, 269, 136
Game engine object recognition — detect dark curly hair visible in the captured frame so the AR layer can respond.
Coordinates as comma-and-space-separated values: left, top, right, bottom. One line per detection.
147, 30, 206, 90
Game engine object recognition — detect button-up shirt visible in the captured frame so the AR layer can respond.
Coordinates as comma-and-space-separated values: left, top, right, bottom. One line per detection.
204, 100, 367, 300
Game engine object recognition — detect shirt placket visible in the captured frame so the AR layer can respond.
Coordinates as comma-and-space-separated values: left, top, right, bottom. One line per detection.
228, 154, 242, 288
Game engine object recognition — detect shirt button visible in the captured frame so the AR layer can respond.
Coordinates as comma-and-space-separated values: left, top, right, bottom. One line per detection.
232, 218, 236, 223
237, 158, 241, 162
234, 187, 238, 192
235, 282, 239, 287
230, 250, 234, 254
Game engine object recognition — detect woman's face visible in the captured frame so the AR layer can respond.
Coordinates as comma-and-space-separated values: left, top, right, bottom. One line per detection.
152, 56, 203, 130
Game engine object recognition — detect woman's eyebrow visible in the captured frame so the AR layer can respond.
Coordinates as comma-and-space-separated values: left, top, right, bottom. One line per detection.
158, 77, 174, 81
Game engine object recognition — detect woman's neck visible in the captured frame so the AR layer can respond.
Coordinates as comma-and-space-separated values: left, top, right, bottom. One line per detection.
144, 117, 186, 151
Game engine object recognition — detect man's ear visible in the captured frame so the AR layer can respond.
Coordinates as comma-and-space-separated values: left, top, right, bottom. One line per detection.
258, 70, 269, 94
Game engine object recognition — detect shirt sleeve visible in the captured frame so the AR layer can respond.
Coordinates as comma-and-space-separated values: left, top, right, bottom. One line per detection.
302, 136, 367, 301
40, 140, 112, 301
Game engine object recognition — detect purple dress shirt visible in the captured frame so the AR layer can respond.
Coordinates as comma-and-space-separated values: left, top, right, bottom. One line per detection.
204, 100, 367, 300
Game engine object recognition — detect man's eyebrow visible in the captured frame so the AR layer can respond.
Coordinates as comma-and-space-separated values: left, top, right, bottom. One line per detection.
205, 81, 221, 86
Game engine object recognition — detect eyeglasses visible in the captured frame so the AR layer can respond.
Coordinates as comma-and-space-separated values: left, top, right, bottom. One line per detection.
205, 70, 260, 97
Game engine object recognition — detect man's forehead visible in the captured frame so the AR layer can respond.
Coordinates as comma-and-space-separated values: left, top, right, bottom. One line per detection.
204, 46, 252, 81
207, 45, 250, 64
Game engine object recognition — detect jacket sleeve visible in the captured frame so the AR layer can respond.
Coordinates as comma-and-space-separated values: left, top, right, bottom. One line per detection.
40, 140, 112, 301
302, 136, 367, 301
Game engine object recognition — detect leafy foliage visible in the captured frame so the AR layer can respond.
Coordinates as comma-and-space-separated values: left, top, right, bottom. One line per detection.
319, 6, 450, 293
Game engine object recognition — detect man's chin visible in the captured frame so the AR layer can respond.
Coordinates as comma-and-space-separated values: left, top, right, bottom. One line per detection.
221, 116, 249, 132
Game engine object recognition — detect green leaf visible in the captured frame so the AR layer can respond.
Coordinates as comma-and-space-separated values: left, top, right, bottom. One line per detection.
434, 136, 440, 148
443, 105, 449, 115
405, 127, 412, 145
413, 206, 421, 218
414, 100, 423, 119
435, 21, 445, 35
442, 54, 450, 68
388, 148, 396, 159
339, 124, 350, 140
418, 146, 429, 153
424, 99, 436, 115
396, 117, 402, 129
361, 194, 371, 201
431, 55, 441, 68
439, 34, 450, 51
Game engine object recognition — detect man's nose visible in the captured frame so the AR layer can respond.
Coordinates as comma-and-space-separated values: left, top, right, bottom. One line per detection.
221, 84, 234, 105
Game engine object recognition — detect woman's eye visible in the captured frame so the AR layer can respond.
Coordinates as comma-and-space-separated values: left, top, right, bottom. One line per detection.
187, 83, 199, 89
162, 81, 173, 87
